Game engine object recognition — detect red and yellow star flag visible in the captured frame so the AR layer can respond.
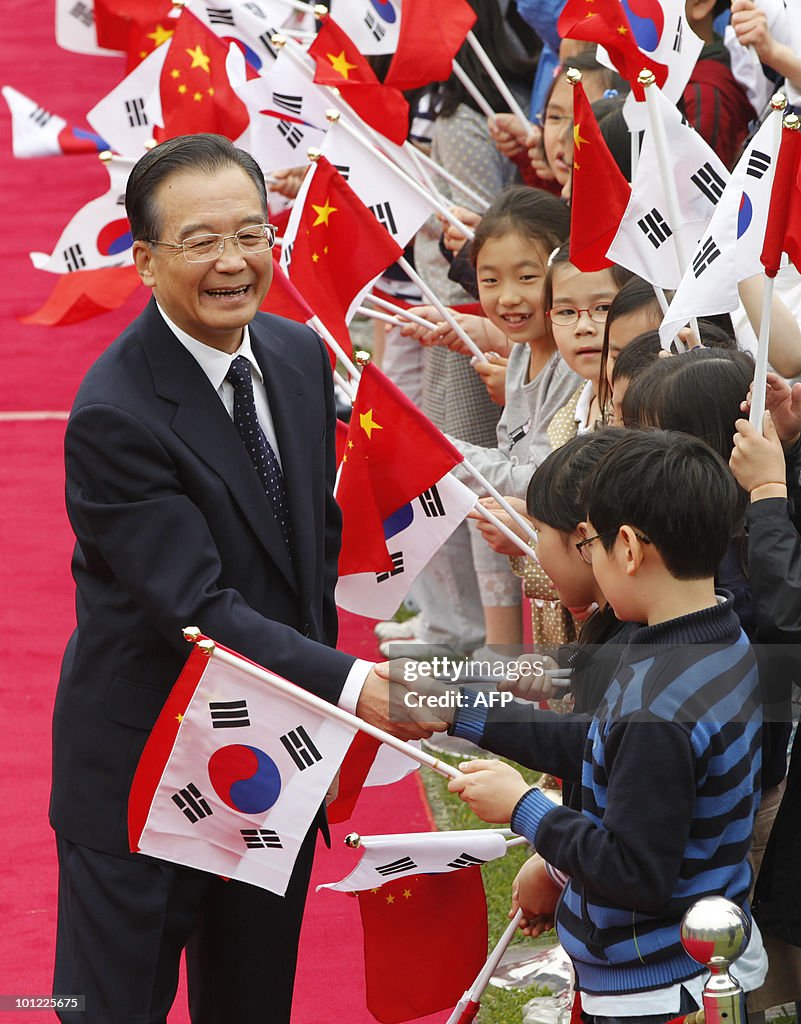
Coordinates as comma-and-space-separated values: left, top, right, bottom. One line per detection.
308, 15, 409, 146
357, 868, 488, 1023
155, 8, 250, 142
557, 0, 668, 101
335, 362, 465, 576
281, 156, 404, 359
569, 78, 631, 271
383, 0, 477, 92
94, 0, 172, 55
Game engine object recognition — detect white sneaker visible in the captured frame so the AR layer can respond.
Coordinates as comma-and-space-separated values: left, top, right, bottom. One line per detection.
373, 615, 421, 642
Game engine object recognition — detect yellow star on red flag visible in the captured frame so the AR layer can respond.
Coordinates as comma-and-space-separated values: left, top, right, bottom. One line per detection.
574, 123, 590, 149
148, 24, 174, 47
186, 44, 211, 71
360, 408, 383, 439
327, 49, 358, 79
311, 197, 338, 227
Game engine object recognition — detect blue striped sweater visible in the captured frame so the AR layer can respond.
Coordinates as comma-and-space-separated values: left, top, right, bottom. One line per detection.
452, 597, 762, 996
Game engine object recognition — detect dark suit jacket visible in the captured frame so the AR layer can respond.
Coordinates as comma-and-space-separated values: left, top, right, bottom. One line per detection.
50, 299, 356, 855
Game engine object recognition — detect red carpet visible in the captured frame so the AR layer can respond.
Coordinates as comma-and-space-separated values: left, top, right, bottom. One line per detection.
0, 7, 442, 1022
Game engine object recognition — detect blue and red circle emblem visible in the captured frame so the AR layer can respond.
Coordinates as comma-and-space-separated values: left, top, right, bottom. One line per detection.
97, 218, 133, 257
621, 0, 664, 51
207, 744, 282, 814
737, 192, 753, 239
369, 0, 397, 23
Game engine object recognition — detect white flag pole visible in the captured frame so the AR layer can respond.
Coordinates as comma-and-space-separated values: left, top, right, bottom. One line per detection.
748, 274, 775, 431
411, 146, 493, 212
640, 70, 696, 345
445, 909, 526, 1024
326, 110, 477, 242
465, 30, 532, 132
452, 59, 497, 120
332, 367, 356, 402
365, 294, 442, 332
182, 632, 464, 779
308, 313, 362, 382
396, 256, 486, 360
464, 465, 540, 548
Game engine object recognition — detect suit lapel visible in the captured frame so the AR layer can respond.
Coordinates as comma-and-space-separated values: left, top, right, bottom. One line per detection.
137, 301, 299, 594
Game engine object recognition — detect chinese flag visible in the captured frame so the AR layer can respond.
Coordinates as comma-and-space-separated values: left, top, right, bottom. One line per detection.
384, 0, 477, 91
335, 362, 464, 575
124, 16, 176, 72
326, 731, 381, 823
94, 0, 172, 54
285, 156, 404, 359
155, 9, 250, 142
761, 120, 801, 278
557, 0, 667, 100
20, 266, 143, 327
357, 868, 488, 1023
569, 79, 631, 271
308, 16, 410, 146
261, 258, 315, 324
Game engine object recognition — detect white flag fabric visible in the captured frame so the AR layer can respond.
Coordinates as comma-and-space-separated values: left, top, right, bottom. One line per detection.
336, 472, 477, 619
55, 0, 120, 56
188, 0, 291, 76
86, 43, 169, 156
607, 83, 729, 288
318, 829, 509, 893
234, 49, 329, 173
30, 156, 136, 273
320, 118, 437, 249
610, 0, 703, 131
659, 109, 782, 348
2, 86, 108, 158
328, 0, 403, 56
129, 643, 357, 896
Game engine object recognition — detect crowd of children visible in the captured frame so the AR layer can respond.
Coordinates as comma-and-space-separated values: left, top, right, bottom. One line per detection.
358, 1, 801, 1018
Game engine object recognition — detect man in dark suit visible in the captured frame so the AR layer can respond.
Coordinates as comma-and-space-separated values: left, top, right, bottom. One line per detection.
50, 133, 443, 1024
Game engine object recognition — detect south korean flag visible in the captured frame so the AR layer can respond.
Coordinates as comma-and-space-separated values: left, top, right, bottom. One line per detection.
328, 0, 403, 56
129, 640, 357, 896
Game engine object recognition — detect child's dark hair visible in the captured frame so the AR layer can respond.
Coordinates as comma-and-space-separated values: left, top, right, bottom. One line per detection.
527, 428, 626, 532
583, 429, 739, 579
621, 348, 753, 461
470, 186, 570, 267
542, 242, 633, 315
598, 276, 663, 414
610, 332, 662, 387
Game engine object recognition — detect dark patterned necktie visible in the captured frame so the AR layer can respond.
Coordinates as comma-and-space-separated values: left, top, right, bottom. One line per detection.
225, 355, 294, 557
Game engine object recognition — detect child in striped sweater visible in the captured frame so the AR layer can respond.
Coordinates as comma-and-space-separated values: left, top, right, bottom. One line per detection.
448, 429, 767, 1021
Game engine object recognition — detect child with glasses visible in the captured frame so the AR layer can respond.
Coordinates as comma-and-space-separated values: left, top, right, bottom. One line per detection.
448, 429, 767, 1023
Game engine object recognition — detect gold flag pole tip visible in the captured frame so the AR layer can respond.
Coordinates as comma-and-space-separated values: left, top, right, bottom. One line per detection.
344, 832, 362, 848
307, 147, 322, 162
354, 350, 371, 366
325, 109, 341, 124
784, 113, 801, 131
771, 93, 788, 111
196, 639, 216, 657
566, 67, 582, 86
313, 4, 329, 17
182, 626, 202, 643
637, 69, 656, 88
270, 34, 286, 48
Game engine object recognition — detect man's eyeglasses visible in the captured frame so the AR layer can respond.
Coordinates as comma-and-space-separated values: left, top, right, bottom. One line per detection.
547, 303, 611, 327
146, 223, 276, 263
576, 529, 651, 564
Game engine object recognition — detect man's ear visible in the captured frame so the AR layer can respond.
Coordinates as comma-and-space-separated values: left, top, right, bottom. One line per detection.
133, 240, 155, 287
618, 525, 646, 576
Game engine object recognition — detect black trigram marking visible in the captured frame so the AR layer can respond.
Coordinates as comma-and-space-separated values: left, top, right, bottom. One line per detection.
209, 698, 250, 729
691, 162, 726, 204
172, 782, 213, 823
368, 201, 397, 235
365, 11, 386, 42
205, 7, 235, 24
115, 193, 127, 206
447, 852, 488, 869
419, 485, 445, 518
672, 16, 683, 52
243, 1, 266, 17
272, 92, 303, 116
637, 208, 672, 249
277, 120, 303, 149
692, 237, 722, 278
63, 244, 86, 272
29, 106, 52, 127
333, 163, 351, 181
69, 2, 94, 28
125, 97, 148, 128
747, 150, 771, 179
376, 552, 404, 583
257, 30, 280, 59
376, 856, 417, 876
280, 725, 322, 770
241, 828, 283, 849
283, 240, 294, 269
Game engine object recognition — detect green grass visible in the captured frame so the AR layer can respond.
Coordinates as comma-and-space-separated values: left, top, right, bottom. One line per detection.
421, 746, 557, 1022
